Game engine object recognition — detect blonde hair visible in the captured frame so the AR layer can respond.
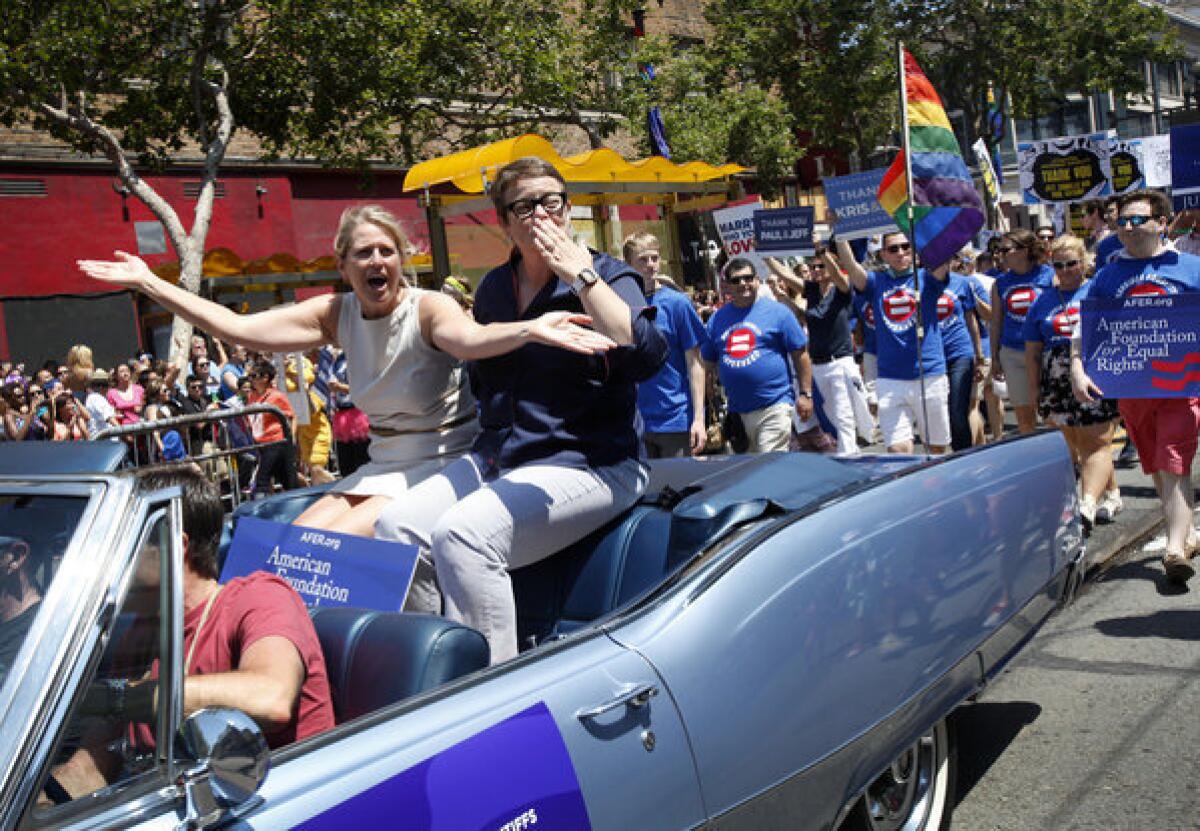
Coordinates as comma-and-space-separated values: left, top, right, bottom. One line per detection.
622, 231, 661, 263
333, 205, 410, 261
1049, 234, 1090, 268
65, 344, 94, 393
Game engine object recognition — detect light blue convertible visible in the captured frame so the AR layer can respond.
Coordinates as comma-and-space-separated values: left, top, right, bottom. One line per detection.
0, 433, 1084, 830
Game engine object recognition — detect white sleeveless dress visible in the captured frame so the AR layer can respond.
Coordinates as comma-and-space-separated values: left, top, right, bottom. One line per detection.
331, 288, 478, 497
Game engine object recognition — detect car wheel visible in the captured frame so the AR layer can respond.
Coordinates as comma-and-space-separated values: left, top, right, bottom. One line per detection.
839, 719, 956, 831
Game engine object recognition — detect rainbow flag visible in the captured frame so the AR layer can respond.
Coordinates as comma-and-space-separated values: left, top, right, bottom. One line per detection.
876, 49, 985, 269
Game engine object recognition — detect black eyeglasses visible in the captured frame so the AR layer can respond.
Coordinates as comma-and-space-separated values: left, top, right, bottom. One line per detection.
995, 244, 1016, 253
505, 192, 568, 220
724, 272, 757, 286
885, 242, 912, 254
1116, 214, 1154, 228
1052, 259, 1082, 270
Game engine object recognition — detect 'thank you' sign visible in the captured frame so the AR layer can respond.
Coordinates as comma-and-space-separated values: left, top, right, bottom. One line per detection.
221, 516, 418, 610
1080, 293, 1200, 398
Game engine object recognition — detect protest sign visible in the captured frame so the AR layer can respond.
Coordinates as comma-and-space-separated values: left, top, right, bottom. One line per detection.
1170, 125, 1200, 212
753, 207, 815, 258
221, 516, 418, 610
822, 168, 900, 240
1140, 135, 1172, 188
713, 199, 767, 272
971, 139, 1001, 206
1080, 293, 1200, 398
1018, 131, 1113, 204
1108, 138, 1145, 194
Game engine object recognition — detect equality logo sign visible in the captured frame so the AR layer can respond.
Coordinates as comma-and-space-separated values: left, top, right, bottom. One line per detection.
1004, 285, 1038, 320
221, 516, 418, 610
1051, 306, 1079, 338
1081, 293, 1200, 398
725, 327, 758, 360
882, 288, 918, 329
936, 291, 956, 323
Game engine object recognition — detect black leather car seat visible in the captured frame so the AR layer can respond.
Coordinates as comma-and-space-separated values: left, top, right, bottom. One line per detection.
308, 608, 489, 723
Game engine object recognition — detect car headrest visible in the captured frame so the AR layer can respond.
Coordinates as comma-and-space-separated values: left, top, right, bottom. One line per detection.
308, 608, 489, 723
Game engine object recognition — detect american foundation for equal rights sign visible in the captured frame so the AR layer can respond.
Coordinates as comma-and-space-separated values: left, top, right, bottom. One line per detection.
1081, 293, 1200, 398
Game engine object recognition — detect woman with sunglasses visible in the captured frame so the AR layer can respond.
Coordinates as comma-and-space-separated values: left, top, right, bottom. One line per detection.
77, 203, 615, 557
374, 157, 668, 663
1022, 235, 1119, 530
990, 228, 1055, 435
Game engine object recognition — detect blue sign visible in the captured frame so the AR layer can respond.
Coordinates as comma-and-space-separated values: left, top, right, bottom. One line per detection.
296, 702, 592, 830
1080, 293, 1200, 398
221, 516, 418, 610
1170, 124, 1200, 213
822, 169, 900, 240
753, 206, 815, 255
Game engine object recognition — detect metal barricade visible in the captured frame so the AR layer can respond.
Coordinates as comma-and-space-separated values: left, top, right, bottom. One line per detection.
95, 404, 294, 510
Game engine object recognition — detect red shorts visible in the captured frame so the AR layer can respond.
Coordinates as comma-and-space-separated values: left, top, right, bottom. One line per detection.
1118, 397, 1200, 476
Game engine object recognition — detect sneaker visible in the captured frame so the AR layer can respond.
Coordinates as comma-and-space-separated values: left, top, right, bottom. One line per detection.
1095, 489, 1124, 524
1163, 552, 1195, 584
1079, 494, 1097, 532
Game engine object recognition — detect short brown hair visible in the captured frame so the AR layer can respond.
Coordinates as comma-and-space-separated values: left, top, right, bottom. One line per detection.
622, 231, 660, 263
1118, 189, 1171, 221
1002, 228, 1044, 264
488, 157, 567, 217
138, 467, 223, 580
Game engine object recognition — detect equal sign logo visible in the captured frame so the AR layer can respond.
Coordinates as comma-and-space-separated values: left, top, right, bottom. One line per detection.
726, 327, 758, 359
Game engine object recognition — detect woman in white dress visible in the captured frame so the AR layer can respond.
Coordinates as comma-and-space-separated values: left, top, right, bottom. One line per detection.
77, 205, 614, 541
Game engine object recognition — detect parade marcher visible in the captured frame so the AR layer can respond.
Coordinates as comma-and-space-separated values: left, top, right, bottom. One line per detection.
77, 204, 610, 545
937, 265, 984, 451
1070, 190, 1200, 582
700, 257, 814, 453
374, 157, 668, 662
624, 231, 707, 458
1023, 235, 1120, 530
836, 232, 952, 454
990, 229, 1055, 435
1093, 195, 1124, 267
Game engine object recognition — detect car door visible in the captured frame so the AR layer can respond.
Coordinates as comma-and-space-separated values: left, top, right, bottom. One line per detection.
232, 631, 704, 831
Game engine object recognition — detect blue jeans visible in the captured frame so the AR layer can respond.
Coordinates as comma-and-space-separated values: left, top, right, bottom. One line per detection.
946, 357, 976, 452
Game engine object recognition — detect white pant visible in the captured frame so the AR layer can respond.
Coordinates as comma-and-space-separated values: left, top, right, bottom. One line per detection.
374, 455, 648, 663
812, 356, 874, 454
877, 374, 951, 449
862, 352, 879, 406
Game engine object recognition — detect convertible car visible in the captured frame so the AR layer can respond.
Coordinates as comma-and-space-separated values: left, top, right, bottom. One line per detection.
0, 432, 1084, 831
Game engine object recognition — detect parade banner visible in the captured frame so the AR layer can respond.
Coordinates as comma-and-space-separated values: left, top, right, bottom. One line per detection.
971, 138, 1001, 206
1018, 131, 1113, 204
221, 516, 418, 610
1140, 135, 1172, 188
713, 199, 768, 273
753, 207, 815, 257
1108, 138, 1145, 194
1170, 125, 1200, 213
822, 169, 900, 240
297, 703, 592, 831
1080, 293, 1200, 398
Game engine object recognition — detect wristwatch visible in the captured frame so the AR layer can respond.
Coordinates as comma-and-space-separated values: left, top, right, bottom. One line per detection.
571, 267, 600, 294
797, 391, 812, 399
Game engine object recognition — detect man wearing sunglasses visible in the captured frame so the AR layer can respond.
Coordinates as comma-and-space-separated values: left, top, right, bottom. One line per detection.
700, 257, 813, 453
1070, 189, 1200, 583
835, 232, 952, 454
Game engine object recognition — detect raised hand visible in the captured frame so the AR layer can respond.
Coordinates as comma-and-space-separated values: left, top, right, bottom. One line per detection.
528, 312, 616, 355
77, 251, 155, 291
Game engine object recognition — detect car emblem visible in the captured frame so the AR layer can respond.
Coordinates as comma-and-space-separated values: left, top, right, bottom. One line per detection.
726, 327, 757, 359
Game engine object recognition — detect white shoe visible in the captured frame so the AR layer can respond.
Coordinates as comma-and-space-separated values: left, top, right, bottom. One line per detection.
1095, 489, 1123, 523
1079, 494, 1097, 531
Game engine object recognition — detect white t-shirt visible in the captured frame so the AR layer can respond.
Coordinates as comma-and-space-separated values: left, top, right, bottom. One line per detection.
84, 391, 117, 439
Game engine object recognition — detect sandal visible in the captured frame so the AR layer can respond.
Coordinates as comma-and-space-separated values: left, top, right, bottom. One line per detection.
1163, 551, 1195, 584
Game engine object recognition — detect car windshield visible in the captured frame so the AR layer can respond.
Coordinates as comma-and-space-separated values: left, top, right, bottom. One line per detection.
0, 494, 88, 694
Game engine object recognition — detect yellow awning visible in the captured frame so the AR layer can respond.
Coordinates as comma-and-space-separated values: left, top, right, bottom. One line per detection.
402, 133, 744, 194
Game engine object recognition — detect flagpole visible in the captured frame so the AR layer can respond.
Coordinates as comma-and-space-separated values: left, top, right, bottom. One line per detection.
897, 40, 933, 455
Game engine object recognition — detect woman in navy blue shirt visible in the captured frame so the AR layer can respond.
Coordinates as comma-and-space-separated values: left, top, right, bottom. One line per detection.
376, 157, 668, 663
1022, 235, 1119, 529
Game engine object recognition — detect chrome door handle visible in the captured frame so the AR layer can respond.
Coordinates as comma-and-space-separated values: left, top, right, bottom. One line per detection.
575, 682, 659, 720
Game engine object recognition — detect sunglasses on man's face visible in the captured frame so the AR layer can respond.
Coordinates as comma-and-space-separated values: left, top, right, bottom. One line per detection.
996, 244, 1017, 253
1116, 214, 1155, 228
885, 242, 912, 254
724, 272, 756, 286
1052, 259, 1081, 270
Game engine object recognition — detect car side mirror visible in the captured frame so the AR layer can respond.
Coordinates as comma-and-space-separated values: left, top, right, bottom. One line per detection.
174, 707, 269, 828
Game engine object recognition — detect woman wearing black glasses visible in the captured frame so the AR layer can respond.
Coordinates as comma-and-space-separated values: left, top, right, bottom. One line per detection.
374, 157, 668, 663
989, 228, 1055, 435
1022, 235, 1119, 530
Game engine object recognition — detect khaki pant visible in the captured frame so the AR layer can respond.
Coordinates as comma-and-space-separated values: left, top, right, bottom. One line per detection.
738, 401, 795, 453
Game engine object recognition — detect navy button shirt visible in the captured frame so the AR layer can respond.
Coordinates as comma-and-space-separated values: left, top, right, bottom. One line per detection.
470, 249, 668, 472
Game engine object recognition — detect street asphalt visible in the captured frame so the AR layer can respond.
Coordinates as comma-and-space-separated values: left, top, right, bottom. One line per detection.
950, 436, 1200, 830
